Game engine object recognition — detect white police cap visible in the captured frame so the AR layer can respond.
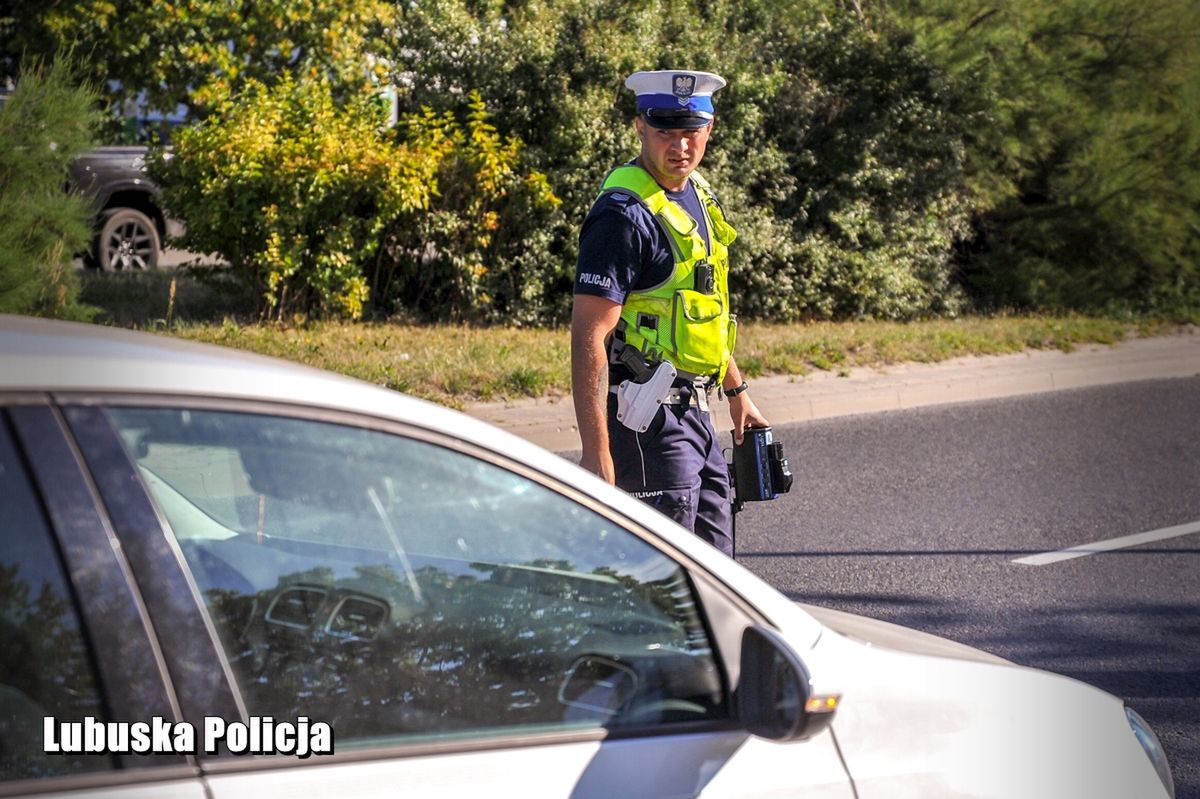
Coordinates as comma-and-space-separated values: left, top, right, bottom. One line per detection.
625, 70, 727, 129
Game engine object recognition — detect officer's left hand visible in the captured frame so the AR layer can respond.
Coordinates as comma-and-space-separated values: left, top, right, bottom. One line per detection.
729, 393, 769, 444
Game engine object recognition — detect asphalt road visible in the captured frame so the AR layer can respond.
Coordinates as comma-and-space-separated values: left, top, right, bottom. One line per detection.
732, 377, 1200, 797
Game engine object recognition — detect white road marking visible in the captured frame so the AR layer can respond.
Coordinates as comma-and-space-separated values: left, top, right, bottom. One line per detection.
1014, 520, 1200, 566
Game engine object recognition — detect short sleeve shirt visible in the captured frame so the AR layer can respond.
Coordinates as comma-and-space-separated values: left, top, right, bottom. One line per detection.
574, 175, 711, 303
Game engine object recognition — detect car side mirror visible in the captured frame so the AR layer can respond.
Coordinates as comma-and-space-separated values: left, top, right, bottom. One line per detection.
736, 625, 840, 741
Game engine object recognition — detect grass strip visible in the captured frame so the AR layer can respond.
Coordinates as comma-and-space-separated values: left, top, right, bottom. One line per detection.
168, 315, 1189, 409
81, 270, 1192, 409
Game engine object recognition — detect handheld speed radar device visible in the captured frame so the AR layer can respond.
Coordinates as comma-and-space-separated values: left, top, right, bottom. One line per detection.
730, 427, 793, 513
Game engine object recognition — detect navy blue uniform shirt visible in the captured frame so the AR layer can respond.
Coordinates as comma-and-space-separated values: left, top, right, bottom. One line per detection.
575, 176, 711, 304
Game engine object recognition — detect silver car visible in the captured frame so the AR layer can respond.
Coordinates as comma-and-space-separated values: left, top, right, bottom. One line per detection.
0, 315, 1174, 798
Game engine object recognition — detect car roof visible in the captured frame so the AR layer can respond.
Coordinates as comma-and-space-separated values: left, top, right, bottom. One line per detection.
0, 313, 648, 516
0, 313, 551, 476
1, 313, 454, 418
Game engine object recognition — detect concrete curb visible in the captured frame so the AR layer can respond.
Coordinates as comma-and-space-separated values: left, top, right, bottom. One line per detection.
466, 332, 1200, 452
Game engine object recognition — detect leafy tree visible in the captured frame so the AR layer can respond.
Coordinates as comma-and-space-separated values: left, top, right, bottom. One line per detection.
876, 0, 1200, 313
15, 0, 1192, 322
732, 9, 974, 318
387, 0, 975, 321
0, 0, 395, 120
387, 0, 676, 322
0, 57, 98, 319
0, 559, 107, 778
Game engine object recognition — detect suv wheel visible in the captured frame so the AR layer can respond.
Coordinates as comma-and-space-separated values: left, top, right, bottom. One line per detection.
98, 208, 161, 271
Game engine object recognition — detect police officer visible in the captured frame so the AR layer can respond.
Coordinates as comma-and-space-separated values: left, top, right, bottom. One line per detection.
571, 69, 768, 556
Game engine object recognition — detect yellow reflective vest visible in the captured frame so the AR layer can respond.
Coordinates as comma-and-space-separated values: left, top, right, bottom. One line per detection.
598, 165, 739, 382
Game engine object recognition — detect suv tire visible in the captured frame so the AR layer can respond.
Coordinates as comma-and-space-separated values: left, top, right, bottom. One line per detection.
98, 208, 161, 271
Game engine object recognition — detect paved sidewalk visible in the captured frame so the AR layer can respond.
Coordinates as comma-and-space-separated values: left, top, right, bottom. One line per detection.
466, 332, 1200, 451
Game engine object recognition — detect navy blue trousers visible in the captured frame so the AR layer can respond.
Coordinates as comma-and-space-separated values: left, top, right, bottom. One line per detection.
608, 384, 734, 556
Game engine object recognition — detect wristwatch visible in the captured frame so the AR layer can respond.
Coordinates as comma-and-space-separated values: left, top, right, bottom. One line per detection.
723, 381, 749, 398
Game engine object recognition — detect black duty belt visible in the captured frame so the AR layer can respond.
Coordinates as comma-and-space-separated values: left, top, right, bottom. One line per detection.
609, 376, 713, 413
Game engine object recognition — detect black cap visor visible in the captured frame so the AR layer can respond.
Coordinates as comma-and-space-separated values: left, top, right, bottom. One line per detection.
641, 108, 714, 130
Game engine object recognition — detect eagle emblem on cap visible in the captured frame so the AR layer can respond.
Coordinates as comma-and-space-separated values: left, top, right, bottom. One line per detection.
672, 74, 696, 103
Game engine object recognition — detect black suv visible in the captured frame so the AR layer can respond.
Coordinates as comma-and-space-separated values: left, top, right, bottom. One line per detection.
69, 146, 171, 270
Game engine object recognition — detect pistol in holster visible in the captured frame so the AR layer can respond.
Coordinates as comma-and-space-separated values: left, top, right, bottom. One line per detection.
613, 346, 677, 433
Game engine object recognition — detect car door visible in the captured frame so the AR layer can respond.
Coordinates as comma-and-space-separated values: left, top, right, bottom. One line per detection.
57, 399, 854, 799
1, 402, 207, 799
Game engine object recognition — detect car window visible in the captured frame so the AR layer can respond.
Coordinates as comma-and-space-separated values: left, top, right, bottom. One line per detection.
0, 419, 112, 781
107, 408, 727, 749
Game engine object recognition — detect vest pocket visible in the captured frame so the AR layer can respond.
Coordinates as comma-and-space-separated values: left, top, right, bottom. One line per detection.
672, 289, 727, 374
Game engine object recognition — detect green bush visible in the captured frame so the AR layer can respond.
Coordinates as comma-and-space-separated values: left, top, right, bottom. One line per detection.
724, 12, 973, 319
375, 95, 561, 323
154, 78, 556, 320
388, 0, 975, 322
154, 75, 425, 319
12, 0, 1198, 323
0, 58, 98, 319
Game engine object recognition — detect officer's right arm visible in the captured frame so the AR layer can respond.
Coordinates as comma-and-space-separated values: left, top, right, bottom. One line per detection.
571, 294, 623, 484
